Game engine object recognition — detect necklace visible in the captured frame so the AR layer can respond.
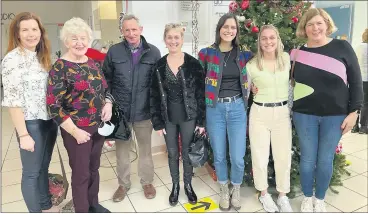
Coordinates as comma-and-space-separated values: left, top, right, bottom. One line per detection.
223, 49, 232, 67
75, 62, 95, 80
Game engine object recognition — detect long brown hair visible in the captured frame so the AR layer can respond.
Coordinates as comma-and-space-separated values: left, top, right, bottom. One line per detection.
6, 12, 52, 71
215, 13, 240, 47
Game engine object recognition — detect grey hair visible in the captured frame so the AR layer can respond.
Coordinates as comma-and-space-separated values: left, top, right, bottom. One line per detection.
60, 17, 93, 43
91, 39, 106, 51
119, 13, 141, 30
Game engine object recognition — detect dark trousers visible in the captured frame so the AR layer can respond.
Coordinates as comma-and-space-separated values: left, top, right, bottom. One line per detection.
164, 119, 196, 184
360, 82, 368, 127
60, 125, 105, 213
16, 119, 58, 213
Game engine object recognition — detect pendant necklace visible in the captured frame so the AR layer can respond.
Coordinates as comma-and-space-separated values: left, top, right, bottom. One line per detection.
75, 62, 95, 80
224, 49, 232, 67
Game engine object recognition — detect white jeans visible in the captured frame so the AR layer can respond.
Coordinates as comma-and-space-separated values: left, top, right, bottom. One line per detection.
249, 104, 292, 193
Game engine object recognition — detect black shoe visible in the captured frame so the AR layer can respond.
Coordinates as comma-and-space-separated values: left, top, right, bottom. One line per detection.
169, 183, 180, 206
359, 126, 368, 134
184, 183, 197, 204
89, 204, 111, 213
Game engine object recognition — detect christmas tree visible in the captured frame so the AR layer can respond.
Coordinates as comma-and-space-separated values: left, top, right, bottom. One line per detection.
206, 0, 351, 198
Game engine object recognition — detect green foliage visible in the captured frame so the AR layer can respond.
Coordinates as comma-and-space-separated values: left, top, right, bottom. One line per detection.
232, 0, 311, 53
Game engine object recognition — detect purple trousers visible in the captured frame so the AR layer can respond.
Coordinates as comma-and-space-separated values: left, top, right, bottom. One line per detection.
61, 125, 104, 213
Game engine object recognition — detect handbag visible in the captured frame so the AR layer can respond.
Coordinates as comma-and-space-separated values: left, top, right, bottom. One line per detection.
48, 143, 69, 206
188, 130, 209, 168
104, 102, 131, 141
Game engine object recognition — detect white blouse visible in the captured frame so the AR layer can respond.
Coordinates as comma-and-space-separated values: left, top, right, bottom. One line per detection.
1, 47, 50, 120
356, 43, 367, 82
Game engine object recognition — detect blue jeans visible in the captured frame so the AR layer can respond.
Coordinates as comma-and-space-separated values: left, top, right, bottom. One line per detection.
293, 112, 346, 199
206, 97, 247, 185
16, 119, 58, 212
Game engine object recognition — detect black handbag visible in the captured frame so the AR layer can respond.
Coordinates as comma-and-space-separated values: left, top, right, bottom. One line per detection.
105, 102, 131, 141
188, 130, 209, 168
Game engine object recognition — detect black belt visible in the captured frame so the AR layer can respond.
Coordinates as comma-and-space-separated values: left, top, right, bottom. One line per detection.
218, 94, 242, 103
254, 101, 288, 107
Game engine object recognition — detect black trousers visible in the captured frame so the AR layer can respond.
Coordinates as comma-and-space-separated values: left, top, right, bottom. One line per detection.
164, 119, 196, 184
16, 119, 58, 212
360, 82, 368, 127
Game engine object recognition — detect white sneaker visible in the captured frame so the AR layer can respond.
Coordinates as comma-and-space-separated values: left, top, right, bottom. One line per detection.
259, 193, 279, 212
314, 198, 327, 212
301, 196, 313, 212
277, 196, 293, 212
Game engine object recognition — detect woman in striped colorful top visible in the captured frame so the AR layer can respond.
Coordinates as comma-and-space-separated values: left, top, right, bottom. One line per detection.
291, 8, 363, 212
197, 13, 252, 211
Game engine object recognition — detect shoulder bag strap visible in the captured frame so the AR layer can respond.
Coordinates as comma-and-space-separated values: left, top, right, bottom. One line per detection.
290, 46, 301, 87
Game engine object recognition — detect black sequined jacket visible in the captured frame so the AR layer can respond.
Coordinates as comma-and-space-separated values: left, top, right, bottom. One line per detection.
150, 53, 206, 131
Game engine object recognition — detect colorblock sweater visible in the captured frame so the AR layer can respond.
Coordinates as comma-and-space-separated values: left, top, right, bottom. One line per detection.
198, 44, 253, 109
290, 39, 363, 116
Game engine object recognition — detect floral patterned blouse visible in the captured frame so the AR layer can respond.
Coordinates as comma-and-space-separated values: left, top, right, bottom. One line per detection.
47, 58, 112, 127
1, 47, 50, 120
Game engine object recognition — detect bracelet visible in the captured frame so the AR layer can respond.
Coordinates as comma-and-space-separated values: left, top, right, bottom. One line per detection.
19, 133, 29, 138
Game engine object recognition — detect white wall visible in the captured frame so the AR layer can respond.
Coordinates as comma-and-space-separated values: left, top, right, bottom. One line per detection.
130, 1, 172, 55
351, 1, 368, 49
127, 1, 229, 57
314, 0, 368, 49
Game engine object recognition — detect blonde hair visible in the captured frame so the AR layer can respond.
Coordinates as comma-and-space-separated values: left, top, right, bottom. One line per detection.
251, 25, 285, 71
163, 23, 185, 40
362, 28, 368, 43
296, 8, 337, 39
60, 17, 93, 44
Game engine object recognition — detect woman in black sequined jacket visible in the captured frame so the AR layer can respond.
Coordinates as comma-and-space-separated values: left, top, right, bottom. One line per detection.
149, 23, 206, 206
150, 53, 206, 130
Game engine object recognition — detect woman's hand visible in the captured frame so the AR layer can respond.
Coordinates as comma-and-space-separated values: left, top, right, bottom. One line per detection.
72, 128, 91, 144
341, 112, 359, 135
195, 126, 205, 134
157, 129, 167, 137
251, 83, 258, 95
20, 135, 35, 152
101, 102, 113, 122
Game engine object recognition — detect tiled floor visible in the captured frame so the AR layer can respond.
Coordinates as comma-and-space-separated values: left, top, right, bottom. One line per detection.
1, 108, 368, 212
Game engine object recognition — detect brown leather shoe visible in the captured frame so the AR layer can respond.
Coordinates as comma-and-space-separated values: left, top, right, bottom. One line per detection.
143, 184, 156, 199
113, 186, 130, 202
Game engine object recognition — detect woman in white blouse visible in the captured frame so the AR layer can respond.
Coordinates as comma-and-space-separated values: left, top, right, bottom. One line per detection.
353, 28, 368, 134
1, 12, 59, 212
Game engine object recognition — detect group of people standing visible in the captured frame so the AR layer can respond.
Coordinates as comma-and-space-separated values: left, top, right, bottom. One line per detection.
1, 6, 365, 214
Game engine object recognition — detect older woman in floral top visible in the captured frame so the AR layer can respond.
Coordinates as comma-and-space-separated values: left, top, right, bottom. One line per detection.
46, 17, 113, 213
